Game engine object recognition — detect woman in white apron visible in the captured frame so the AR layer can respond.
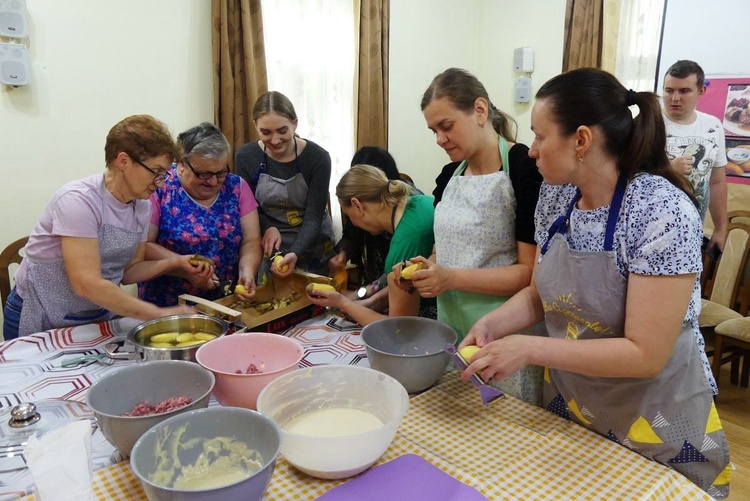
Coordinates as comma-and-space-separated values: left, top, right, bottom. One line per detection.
410, 68, 545, 404
235, 91, 336, 280
3, 115, 195, 339
458, 69, 730, 498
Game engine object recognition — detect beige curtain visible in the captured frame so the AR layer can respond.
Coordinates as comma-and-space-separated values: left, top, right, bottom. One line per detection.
212, 0, 268, 167
601, 0, 621, 73
355, 0, 389, 150
563, 0, 604, 71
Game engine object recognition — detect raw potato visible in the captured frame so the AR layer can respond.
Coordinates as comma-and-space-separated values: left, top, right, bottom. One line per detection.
145, 331, 215, 348
194, 333, 217, 341
189, 254, 214, 267
273, 254, 289, 273
400, 262, 428, 280
150, 342, 176, 348
459, 345, 480, 361
175, 340, 205, 348
235, 284, 248, 295
306, 283, 336, 294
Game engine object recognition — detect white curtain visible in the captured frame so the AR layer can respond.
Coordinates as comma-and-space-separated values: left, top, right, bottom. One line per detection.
614, 0, 666, 92
261, 0, 356, 240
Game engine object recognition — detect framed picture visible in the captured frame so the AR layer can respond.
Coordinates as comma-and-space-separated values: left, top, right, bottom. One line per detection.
725, 137, 750, 178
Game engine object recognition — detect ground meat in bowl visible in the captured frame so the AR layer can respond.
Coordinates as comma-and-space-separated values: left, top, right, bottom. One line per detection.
122, 396, 192, 417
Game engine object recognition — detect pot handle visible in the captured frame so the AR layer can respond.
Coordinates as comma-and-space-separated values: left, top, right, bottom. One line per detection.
178, 294, 243, 323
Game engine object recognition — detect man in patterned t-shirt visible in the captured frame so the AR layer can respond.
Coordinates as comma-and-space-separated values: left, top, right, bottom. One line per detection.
662, 59, 728, 252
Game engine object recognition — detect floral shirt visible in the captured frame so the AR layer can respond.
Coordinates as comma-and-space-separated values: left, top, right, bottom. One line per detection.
534, 173, 716, 394
138, 170, 256, 307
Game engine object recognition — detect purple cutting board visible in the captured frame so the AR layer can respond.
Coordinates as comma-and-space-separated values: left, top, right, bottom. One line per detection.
315, 454, 489, 501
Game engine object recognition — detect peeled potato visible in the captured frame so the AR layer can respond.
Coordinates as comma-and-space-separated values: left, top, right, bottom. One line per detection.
459, 345, 480, 361
176, 333, 195, 343
273, 254, 288, 273
194, 333, 217, 341
235, 284, 248, 295
401, 262, 428, 280
150, 332, 179, 344
306, 283, 336, 294
149, 342, 176, 348
742, 160, 750, 173
175, 340, 206, 348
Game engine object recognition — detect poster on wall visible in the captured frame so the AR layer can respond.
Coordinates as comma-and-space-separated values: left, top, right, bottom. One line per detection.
696, 76, 750, 181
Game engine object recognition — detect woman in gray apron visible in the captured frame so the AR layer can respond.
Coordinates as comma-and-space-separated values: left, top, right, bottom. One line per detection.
458, 69, 730, 497
413, 68, 545, 404
3, 115, 195, 339
235, 91, 336, 280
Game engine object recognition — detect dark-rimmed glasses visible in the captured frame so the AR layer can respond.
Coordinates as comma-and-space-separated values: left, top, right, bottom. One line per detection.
184, 157, 230, 181
132, 157, 171, 186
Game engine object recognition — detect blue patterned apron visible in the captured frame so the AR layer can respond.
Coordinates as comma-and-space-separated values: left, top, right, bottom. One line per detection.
138, 169, 243, 306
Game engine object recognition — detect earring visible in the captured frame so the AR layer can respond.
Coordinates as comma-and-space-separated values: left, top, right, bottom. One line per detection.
577, 155, 584, 163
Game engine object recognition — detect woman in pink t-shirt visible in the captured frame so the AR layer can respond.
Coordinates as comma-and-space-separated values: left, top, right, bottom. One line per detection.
138, 122, 262, 306
3, 115, 196, 339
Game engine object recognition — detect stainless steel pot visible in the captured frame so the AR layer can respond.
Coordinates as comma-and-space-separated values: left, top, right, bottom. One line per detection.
126, 314, 229, 362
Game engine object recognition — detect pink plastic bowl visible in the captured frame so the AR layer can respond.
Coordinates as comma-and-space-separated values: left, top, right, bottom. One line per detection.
195, 332, 304, 410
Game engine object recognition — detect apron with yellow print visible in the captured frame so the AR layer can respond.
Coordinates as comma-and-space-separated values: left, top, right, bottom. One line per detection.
254, 139, 335, 275
434, 136, 544, 405
535, 176, 730, 498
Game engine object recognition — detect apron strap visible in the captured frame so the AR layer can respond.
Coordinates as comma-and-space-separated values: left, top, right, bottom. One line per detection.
452, 136, 511, 178
256, 137, 301, 183
541, 174, 627, 255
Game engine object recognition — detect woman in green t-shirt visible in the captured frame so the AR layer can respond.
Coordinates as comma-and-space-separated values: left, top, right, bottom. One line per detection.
306, 165, 435, 326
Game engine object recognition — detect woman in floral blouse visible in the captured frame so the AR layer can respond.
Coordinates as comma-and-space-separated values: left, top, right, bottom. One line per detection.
138, 122, 262, 306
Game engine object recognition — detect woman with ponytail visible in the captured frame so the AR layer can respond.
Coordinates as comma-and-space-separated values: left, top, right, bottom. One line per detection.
459, 68, 730, 498
411, 68, 544, 404
306, 165, 435, 326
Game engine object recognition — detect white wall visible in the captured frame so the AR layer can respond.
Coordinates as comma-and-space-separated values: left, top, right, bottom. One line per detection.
658, 0, 750, 79
389, 0, 566, 193
0, 0, 213, 331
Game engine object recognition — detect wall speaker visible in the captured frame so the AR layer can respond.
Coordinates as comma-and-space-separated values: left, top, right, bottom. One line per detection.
0, 42, 29, 86
513, 47, 534, 73
0, 0, 28, 38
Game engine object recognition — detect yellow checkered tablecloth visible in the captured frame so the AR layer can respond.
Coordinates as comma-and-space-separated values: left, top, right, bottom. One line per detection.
20, 373, 710, 501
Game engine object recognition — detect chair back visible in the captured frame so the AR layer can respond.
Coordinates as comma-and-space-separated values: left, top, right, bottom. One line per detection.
0, 236, 28, 310
729, 210, 750, 227
704, 223, 750, 313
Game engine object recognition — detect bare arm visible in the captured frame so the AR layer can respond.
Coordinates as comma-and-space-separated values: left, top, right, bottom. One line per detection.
62, 237, 192, 319
463, 272, 695, 382
307, 272, 421, 327
141, 224, 214, 284
237, 211, 262, 295
708, 166, 728, 250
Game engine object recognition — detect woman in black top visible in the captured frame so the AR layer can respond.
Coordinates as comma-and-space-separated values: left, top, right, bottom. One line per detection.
235, 91, 336, 278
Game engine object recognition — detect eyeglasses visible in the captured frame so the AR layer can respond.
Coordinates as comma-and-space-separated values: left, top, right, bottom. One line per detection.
184, 157, 230, 181
132, 157, 171, 186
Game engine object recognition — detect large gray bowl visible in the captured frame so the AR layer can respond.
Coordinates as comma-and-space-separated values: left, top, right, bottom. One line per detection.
130, 407, 281, 501
85, 360, 214, 457
361, 317, 458, 393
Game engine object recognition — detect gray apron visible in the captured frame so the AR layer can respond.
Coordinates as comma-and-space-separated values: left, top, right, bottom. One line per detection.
536, 176, 730, 498
254, 138, 335, 274
18, 180, 142, 336
434, 136, 544, 406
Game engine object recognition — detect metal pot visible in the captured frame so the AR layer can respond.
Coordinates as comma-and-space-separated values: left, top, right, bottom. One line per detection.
126, 314, 229, 362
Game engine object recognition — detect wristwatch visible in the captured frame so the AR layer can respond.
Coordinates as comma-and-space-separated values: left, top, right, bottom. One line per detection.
356, 286, 368, 299
356, 280, 380, 300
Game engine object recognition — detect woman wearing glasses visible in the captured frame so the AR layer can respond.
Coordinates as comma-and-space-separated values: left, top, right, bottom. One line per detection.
139, 122, 262, 307
3, 115, 195, 339
235, 91, 336, 278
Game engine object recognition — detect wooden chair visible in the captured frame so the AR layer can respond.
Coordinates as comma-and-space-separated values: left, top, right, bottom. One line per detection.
699, 223, 750, 387
0, 236, 29, 310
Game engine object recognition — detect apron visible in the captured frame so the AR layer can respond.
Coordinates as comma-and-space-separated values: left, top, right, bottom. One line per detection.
434, 136, 544, 405
19, 181, 143, 336
254, 138, 335, 275
536, 176, 730, 498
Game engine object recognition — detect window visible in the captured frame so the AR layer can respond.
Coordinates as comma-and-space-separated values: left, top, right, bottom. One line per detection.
262, 0, 356, 238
